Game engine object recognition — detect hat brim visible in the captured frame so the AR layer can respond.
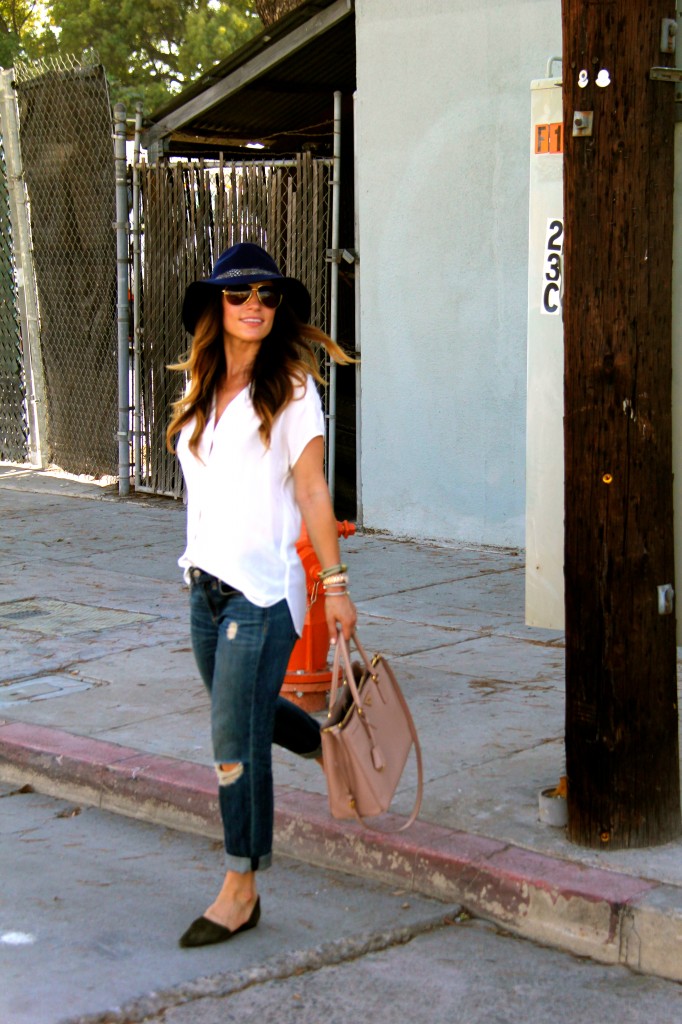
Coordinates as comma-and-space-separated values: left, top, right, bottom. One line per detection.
182, 275, 311, 334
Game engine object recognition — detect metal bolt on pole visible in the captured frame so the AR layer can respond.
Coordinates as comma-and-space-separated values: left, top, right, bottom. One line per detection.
113, 103, 130, 496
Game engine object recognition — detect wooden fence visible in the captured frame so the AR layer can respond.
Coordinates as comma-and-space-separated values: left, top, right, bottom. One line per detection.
135, 154, 333, 496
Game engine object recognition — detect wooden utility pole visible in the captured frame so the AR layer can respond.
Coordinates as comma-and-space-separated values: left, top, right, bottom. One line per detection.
563, 2, 681, 848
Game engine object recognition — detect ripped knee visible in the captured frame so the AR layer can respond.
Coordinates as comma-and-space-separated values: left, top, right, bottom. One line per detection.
215, 762, 244, 785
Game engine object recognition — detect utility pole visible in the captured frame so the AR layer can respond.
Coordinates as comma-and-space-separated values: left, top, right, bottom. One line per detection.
563, 2, 681, 848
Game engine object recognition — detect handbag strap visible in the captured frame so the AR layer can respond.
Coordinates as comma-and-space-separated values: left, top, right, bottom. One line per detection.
329, 631, 424, 833
329, 628, 373, 706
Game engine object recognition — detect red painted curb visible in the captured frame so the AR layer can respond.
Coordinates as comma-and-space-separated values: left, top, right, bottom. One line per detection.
0, 721, 218, 824
0, 719, 665, 962
273, 784, 658, 915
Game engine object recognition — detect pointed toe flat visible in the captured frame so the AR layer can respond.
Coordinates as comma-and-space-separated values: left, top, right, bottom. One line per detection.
179, 896, 261, 948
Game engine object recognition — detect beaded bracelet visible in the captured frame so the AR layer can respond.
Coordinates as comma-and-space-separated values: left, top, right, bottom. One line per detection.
321, 573, 349, 587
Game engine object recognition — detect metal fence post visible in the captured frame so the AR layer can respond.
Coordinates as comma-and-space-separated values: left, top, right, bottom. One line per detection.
353, 89, 362, 528
132, 102, 143, 490
327, 89, 342, 500
113, 102, 130, 495
0, 68, 47, 468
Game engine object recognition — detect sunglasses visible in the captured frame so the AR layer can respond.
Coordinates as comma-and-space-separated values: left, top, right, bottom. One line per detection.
222, 285, 282, 309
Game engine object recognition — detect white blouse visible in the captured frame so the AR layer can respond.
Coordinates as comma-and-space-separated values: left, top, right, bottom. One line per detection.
177, 376, 325, 635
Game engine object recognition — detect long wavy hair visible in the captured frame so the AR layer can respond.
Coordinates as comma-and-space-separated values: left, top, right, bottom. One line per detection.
166, 292, 354, 457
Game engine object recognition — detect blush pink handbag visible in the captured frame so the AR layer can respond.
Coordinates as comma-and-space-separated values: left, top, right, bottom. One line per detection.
321, 631, 423, 831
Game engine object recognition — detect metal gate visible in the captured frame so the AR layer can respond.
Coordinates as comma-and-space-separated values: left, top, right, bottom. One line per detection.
133, 154, 334, 496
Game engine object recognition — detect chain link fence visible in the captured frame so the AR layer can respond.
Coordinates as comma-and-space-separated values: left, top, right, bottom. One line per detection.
0, 56, 337, 492
135, 154, 333, 496
13, 54, 117, 476
0, 130, 26, 463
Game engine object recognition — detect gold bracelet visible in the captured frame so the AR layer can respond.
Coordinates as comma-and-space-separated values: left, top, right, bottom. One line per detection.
318, 563, 348, 581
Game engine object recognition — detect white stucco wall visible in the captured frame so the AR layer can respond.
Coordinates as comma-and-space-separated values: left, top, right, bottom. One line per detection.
355, 0, 561, 547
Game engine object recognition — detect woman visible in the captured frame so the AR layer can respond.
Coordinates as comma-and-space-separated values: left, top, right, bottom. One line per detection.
166, 242, 357, 949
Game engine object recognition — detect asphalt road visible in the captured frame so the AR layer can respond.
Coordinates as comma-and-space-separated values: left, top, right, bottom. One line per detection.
2, 784, 682, 1024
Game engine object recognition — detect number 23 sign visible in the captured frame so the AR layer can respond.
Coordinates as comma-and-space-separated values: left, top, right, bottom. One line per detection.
541, 218, 563, 316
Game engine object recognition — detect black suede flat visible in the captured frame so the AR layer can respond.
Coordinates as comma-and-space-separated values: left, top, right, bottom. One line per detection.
179, 896, 261, 948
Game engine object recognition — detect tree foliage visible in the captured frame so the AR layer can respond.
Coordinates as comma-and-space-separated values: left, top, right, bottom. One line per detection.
0, 1, 44, 66
252, 0, 304, 27
3, 1, 263, 111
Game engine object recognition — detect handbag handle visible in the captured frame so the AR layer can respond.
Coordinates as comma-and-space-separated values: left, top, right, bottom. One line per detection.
329, 629, 372, 706
329, 631, 424, 832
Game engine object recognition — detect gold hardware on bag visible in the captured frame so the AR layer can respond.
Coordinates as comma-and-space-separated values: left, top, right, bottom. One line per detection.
370, 654, 384, 685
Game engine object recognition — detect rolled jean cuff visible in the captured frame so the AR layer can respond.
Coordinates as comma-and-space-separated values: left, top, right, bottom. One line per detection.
224, 850, 272, 873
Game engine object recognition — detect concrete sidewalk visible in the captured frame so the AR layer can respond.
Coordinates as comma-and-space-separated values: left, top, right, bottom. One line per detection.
1, 463, 682, 983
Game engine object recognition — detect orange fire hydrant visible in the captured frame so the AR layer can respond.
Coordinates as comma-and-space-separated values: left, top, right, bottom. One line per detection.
281, 519, 356, 712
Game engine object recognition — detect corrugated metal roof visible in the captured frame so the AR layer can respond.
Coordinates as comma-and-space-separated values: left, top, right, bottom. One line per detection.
144, 0, 356, 158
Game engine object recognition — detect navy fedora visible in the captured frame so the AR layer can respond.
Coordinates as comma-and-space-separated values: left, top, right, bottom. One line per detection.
182, 242, 312, 333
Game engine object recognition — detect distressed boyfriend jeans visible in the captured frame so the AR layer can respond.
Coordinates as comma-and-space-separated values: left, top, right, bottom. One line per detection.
189, 570, 321, 872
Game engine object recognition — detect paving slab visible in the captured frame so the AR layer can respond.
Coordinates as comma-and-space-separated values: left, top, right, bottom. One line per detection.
402, 632, 565, 682
139, 920, 682, 1024
358, 575, 525, 630
0, 558, 187, 613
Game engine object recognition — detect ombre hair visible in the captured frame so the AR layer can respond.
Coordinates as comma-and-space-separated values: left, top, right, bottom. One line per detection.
166, 295, 353, 457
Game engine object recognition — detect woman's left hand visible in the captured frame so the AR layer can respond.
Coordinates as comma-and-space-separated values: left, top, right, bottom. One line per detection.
325, 593, 357, 642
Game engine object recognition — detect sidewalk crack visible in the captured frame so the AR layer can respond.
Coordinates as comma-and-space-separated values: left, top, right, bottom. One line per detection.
58, 909, 460, 1024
